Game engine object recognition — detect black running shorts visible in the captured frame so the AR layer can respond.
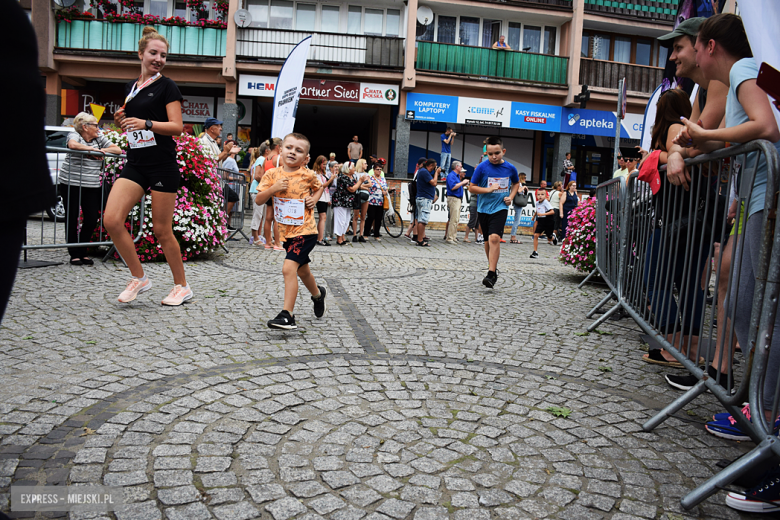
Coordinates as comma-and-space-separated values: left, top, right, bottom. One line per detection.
478, 209, 508, 238
119, 163, 180, 193
284, 234, 317, 266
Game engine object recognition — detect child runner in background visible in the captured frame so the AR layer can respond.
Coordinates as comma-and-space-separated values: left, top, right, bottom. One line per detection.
530, 190, 555, 259
256, 133, 326, 330
468, 136, 519, 288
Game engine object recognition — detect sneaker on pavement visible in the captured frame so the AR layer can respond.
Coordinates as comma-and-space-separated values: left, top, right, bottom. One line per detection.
706, 404, 779, 442
713, 403, 751, 421
118, 277, 152, 303
552, 234, 559, 246
476, 239, 484, 245
530, 251, 539, 259
665, 365, 734, 393
726, 467, 780, 513
312, 285, 327, 318
268, 310, 297, 330
161, 284, 193, 306
482, 270, 497, 289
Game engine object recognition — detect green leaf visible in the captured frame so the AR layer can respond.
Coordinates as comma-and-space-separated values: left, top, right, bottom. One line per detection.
597, 366, 613, 372
545, 375, 556, 380
595, 329, 614, 335
22, 336, 33, 340
85, 340, 97, 345
538, 332, 546, 336
204, 295, 215, 298
574, 332, 589, 336
686, 410, 697, 416
546, 406, 572, 418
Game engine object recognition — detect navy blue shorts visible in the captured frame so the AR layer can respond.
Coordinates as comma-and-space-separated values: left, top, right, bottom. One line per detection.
284, 234, 317, 266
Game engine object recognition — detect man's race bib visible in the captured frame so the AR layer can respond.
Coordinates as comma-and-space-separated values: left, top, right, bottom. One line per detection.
488, 177, 510, 193
274, 197, 305, 226
128, 130, 157, 149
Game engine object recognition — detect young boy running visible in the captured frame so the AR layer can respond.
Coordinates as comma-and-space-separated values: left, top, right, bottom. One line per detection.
468, 136, 519, 288
530, 190, 555, 259
256, 133, 326, 329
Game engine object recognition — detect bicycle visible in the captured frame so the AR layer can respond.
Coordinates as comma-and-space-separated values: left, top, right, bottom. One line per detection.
383, 188, 403, 238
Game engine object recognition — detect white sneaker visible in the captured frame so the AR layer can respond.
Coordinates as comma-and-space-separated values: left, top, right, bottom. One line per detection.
161, 284, 193, 306
118, 277, 152, 303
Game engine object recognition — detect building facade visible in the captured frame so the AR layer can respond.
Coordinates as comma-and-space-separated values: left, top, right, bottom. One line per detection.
31, 0, 685, 187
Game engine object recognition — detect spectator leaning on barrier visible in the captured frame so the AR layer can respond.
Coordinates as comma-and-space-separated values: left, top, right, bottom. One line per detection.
445, 161, 468, 243
60, 112, 121, 265
492, 35, 511, 50
613, 155, 628, 180
440, 127, 455, 173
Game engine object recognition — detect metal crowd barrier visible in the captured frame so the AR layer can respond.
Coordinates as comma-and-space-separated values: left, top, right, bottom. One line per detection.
25, 147, 146, 265
218, 167, 250, 246
581, 177, 626, 327
586, 140, 780, 510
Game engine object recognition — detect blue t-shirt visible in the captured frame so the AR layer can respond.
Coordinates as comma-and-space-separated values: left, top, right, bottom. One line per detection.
441, 134, 451, 154
471, 160, 519, 215
416, 168, 436, 200
726, 57, 780, 219
446, 171, 464, 198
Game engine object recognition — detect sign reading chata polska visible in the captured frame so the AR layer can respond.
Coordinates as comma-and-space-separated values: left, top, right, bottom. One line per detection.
239, 75, 399, 105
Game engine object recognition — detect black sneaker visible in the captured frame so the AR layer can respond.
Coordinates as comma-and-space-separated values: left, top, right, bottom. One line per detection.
352, 236, 358, 243
482, 270, 497, 289
268, 310, 297, 330
666, 365, 735, 393
530, 251, 539, 259
552, 234, 558, 246
312, 285, 327, 318
358, 236, 366, 243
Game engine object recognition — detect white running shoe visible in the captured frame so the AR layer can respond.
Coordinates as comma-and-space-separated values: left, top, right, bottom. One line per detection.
118, 277, 152, 303
161, 284, 193, 306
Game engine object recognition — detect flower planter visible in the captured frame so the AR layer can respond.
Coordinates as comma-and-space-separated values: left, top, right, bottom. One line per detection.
88, 20, 103, 49
70, 20, 87, 48
184, 26, 201, 54
201, 27, 217, 56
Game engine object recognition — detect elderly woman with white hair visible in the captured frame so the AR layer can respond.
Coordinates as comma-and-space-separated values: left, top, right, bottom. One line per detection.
61, 111, 121, 265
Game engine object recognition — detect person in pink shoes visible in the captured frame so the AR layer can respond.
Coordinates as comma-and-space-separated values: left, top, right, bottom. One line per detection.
105, 26, 192, 306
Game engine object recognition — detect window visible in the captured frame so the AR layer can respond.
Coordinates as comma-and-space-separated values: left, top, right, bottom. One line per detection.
636, 39, 652, 66
347, 5, 361, 34
149, 0, 166, 17
523, 25, 541, 53
386, 9, 400, 36
592, 34, 610, 60
508, 22, 521, 51
190, 0, 210, 21
364, 8, 383, 35
320, 5, 339, 32
482, 19, 501, 48
295, 3, 315, 30
269, 0, 293, 29
614, 36, 631, 63
581, 33, 590, 57
418, 17, 434, 41
437, 15, 456, 44
543, 27, 556, 54
459, 16, 479, 46
173, 0, 186, 19
657, 44, 669, 67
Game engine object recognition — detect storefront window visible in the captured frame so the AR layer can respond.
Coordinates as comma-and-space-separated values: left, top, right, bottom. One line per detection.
364, 8, 383, 35
508, 22, 521, 51
347, 5, 361, 34
636, 39, 652, 66
437, 15, 456, 43
523, 25, 541, 53
614, 36, 631, 63
544, 27, 556, 54
386, 9, 400, 36
295, 3, 315, 31
459, 16, 479, 46
269, 0, 293, 29
320, 5, 339, 32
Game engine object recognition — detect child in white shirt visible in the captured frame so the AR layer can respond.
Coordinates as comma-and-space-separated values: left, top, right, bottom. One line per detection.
530, 191, 556, 258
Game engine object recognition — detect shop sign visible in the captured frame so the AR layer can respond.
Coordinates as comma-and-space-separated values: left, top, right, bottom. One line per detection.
457, 97, 512, 127
561, 108, 631, 138
404, 93, 458, 122
181, 96, 215, 122
509, 102, 561, 132
238, 75, 398, 105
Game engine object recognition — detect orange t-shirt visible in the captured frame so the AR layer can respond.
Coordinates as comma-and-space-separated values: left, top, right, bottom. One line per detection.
258, 166, 322, 241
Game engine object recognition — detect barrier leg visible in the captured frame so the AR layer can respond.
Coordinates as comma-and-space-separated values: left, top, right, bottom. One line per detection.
578, 267, 598, 289
642, 379, 708, 431
680, 438, 779, 510
586, 290, 616, 319
586, 301, 623, 332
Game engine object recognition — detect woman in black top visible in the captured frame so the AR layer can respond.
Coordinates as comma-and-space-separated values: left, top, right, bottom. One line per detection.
105, 27, 190, 306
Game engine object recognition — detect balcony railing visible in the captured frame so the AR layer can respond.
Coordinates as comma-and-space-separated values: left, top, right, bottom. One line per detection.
583, 0, 675, 22
236, 28, 404, 68
415, 41, 568, 85
56, 20, 227, 56
579, 57, 663, 94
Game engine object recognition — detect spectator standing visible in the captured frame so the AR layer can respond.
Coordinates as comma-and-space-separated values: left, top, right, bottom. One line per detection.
347, 135, 363, 162
534, 180, 548, 201
613, 155, 628, 180
249, 143, 269, 246
332, 162, 359, 245
509, 172, 529, 244
440, 127, 455, 173
221, 141, 241, 229
469, 136, 520, 288
549, 181, 563, 238
60, 112, 121, 265
325, 162, 339, 241
313, 155, 335, 246
363, 161, 388, 241
463, 191, 480, 243
199, 118, 238, 166
353, 158, 370, 241
445, 161, 469, 243
262, 137, 284, 251
327, 152, 338, 171
405, 157, 427, 241
530, 190, 555, 259
562, 152, 575, 187
415, 159, 441, 247
559, 181, 579, 239
492, 35, 511, 50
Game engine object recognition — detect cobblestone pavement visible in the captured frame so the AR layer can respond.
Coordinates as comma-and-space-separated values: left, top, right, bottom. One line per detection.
0, 226, 762, 519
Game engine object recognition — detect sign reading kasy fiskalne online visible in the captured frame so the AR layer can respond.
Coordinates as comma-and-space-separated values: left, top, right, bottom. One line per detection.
239, 75, 399, 105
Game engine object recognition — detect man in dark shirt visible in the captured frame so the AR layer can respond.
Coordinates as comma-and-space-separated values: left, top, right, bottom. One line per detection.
445, 161, 468, 242
415, 159, 441, 247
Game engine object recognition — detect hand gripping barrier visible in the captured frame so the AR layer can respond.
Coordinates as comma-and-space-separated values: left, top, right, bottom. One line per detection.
25, 147, 146, 263
218, 167, 250, 246
586, 140, 779, 510
581, 177, 627, 328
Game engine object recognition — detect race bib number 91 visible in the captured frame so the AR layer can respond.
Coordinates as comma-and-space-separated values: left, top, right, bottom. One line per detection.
128, 130, 157, 149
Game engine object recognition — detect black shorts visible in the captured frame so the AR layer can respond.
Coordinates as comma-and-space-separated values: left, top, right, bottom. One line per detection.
479, 209, 508, 238
316, 201, 328, 214
284, 234, 317, 266
225, 186, 239, 203
535, 216, 554, 237
119, 163, 180, 193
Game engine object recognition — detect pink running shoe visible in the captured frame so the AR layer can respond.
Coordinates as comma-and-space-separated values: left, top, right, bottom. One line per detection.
273, 245, 285, 251
161, 284, 193, 306
118, 277, 152, 303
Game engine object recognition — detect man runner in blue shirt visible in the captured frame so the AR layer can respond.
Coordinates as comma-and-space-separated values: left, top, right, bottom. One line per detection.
469, 136, 519, 288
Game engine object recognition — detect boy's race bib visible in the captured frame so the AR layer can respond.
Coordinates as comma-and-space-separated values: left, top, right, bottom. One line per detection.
273, 197, 305, 226
487, 177, 509, 193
